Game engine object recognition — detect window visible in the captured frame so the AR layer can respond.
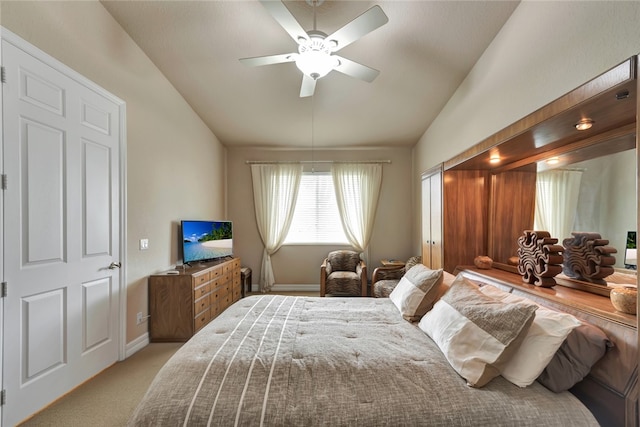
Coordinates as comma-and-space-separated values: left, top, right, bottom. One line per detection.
284, 172, 349, 244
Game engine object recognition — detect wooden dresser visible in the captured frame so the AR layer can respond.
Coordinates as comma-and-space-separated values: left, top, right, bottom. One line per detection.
149, 257, 242, 342
457, 266, 638, 427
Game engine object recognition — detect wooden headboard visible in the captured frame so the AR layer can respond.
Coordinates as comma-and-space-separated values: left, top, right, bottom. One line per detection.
456, 267, 638, 427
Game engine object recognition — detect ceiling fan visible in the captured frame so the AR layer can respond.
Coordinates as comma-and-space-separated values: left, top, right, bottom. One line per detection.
240, 0, 389, 97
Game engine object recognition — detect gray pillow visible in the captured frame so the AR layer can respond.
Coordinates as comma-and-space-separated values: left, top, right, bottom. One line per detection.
537, 323, 611, 392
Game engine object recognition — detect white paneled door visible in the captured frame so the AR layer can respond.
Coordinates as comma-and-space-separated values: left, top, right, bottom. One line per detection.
1, 30, 125, 426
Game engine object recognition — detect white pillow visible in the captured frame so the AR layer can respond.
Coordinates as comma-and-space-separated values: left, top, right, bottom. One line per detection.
389, 265, 443, 321
479, 285, 581, 387
419, 276, 538, 387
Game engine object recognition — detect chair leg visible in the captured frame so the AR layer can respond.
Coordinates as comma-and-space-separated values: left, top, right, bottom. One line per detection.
361, 266, 368, 297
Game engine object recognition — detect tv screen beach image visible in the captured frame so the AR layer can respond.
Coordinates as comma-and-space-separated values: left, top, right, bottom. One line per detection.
182, 221, 232, 263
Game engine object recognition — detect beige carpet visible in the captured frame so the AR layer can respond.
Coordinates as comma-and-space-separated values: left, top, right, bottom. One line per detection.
18, 342, 182, 427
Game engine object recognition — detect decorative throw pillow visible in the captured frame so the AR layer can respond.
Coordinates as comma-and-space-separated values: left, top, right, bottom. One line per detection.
389, 264, 443, 321
537, 322, 611, 392
419, 276, 538, 387
479, 285, 581, 387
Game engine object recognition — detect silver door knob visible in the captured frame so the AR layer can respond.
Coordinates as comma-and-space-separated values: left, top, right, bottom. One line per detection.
108, 262, 122, 269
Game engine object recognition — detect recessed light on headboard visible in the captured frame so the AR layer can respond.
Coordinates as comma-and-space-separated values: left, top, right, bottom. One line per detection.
575, 118, 594, 131
546, 156, 560, 165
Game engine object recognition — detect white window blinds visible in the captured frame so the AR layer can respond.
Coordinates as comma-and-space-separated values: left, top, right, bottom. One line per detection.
284, 172, 349, 244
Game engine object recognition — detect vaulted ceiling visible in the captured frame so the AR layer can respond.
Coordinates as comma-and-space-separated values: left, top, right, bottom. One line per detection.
101, 0, 519, 149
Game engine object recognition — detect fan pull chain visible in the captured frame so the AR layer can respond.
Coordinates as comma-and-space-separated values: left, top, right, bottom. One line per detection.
311, 93, 315, 173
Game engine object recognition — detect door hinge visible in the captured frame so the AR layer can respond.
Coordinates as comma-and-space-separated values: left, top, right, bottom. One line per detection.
1, 282, 6, 298
1, 174, 7, 190
1, 66, 5, 84
0, 389, 5, 406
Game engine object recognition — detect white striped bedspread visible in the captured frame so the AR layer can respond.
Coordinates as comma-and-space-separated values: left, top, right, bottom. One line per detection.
128, 295, 598, 426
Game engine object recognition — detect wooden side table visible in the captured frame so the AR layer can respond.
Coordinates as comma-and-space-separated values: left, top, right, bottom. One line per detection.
380, 259, 405, 267
241, 267, 252, 297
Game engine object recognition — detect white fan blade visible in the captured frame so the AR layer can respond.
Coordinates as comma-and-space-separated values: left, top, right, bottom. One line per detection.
260, 0, 309, 44
300, 74, 316, 98
326, 5, 388, 52
239, 53, 296, 67
333, 56, 380, 82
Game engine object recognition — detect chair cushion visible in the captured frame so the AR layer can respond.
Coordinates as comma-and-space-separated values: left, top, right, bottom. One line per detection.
326, 271, 362, 296
327, 250, 360, 272
373, 279, 398, 298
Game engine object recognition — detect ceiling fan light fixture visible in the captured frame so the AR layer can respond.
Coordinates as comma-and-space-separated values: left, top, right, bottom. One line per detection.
295, 33, 338, 79
243, 0, 389, 96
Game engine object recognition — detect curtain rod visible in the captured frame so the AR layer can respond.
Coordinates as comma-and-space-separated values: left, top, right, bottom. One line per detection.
245, 160, 391, 165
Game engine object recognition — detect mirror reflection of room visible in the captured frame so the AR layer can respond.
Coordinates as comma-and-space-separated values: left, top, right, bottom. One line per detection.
534, 148, 637, 276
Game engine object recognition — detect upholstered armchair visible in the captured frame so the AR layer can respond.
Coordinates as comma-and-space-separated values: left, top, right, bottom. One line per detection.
372, 256, 422, 298
320, 250, 367, 297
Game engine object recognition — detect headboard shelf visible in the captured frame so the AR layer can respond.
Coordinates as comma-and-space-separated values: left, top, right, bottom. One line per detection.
456, 266, 636, 327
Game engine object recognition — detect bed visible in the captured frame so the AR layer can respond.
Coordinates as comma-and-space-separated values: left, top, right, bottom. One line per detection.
128, 270, 604, 426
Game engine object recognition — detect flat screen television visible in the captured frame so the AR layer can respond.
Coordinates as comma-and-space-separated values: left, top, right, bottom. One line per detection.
181, 220, 233, 264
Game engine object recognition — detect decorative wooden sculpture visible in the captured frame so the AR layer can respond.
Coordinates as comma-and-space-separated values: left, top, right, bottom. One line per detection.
562, 232, 617, 285
517, 230, 564, 287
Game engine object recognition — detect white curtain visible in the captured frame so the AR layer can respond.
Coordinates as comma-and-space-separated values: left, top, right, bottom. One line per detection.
332, 163, 382, 254
251, 164, 302, 292
534, 169, 583, 241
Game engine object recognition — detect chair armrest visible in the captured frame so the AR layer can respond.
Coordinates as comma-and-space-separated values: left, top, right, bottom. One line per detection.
320, 258, 329, 297
356, 260, 365, 276
321, 258, 332, 275
372, 265, 405, 284
357, 260, 368, 297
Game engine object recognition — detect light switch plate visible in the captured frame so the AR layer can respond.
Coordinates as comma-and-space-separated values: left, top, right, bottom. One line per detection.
139, 238, 149, 250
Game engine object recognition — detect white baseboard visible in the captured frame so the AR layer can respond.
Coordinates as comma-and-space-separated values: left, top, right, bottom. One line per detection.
251, 283, 320, 292
125, 332, 150, 358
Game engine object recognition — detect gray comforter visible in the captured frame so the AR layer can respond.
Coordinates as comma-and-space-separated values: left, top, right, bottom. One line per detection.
128, 295, 599, 426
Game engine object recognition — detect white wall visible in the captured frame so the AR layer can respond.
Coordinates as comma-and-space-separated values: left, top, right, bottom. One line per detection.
0, 1, 227, 344
412, 1, 640, 254
227, 147, 414, 289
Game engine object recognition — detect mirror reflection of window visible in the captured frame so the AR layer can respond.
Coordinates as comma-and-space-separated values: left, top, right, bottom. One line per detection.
534, 169, 583, 241
534, 149, 636, 269
625, 231, 637, 270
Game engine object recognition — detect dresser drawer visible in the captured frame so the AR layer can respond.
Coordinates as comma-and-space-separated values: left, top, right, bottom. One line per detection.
210, 302, 222, 320
211, 285, 229, 303
193, 271, 210, 287
233, 286, 241, 301
219, 293, 232, 311
210, 266, 222, 280
194, 293, 210, 315
194, 283, 210, 299
194, 308, 210, 331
